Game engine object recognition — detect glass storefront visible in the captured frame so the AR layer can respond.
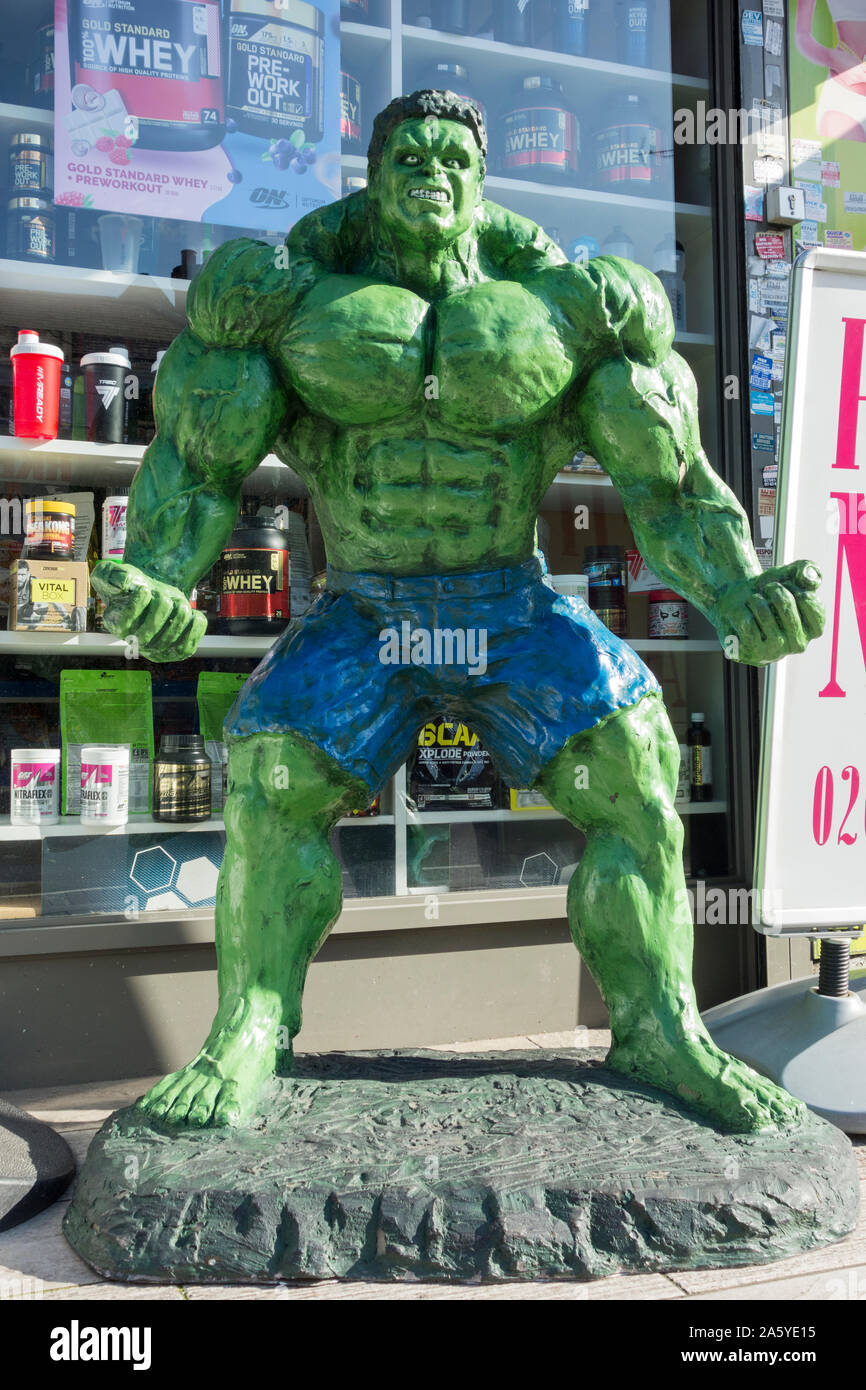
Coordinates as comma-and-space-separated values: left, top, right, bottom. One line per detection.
0, 0, 738, 929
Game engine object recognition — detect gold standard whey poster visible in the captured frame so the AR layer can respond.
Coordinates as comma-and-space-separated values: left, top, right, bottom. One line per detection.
53, 0, 341, 232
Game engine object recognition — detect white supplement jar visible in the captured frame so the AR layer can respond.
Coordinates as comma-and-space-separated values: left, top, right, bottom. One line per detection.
10, 748, 60, 824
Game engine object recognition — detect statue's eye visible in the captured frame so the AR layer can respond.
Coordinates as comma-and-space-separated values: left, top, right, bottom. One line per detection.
401, 153, 422, 165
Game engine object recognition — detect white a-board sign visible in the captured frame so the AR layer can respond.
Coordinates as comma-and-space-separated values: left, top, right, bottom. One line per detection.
755, 248, 866, 933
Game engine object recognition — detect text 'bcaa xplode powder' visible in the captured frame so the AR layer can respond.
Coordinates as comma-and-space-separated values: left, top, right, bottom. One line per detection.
67, 0, 225, 152
227, 0, 324, 142
10, 749, 61, 825
80, 744, 130, 825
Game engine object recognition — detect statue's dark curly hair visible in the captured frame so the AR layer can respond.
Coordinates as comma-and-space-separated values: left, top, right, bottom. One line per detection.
367, 88, 487, 175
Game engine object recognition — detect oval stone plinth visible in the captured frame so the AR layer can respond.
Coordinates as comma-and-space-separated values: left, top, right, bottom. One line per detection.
63, 1050, 859, 1284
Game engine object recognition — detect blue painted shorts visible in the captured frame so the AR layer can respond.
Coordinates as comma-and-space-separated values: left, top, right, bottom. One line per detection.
225, 558, 662, 793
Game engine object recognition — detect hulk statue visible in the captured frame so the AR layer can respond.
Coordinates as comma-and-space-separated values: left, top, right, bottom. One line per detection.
92, 91, 823, 1133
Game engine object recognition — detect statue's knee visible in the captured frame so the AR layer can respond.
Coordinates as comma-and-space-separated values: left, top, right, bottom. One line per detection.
224, 732, 363, 831
640, 801, 684, 861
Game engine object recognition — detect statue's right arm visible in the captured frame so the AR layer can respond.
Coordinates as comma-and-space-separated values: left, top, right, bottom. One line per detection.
92, 239, 290, 661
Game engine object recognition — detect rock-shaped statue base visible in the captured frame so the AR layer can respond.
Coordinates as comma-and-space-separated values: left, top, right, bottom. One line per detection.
64, 1050, 858, 1284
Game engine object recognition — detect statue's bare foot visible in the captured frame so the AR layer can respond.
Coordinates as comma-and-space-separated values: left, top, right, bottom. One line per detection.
137, 993, 284, 1128
607, 1025, 806, 1133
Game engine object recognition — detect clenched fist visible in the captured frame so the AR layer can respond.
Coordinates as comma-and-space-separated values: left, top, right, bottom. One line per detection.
91, 561, 207, 662
712, 560, 825, 666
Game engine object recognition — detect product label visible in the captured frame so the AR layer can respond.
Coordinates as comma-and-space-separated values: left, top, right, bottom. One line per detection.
503, 106, 578, 173
675, 744, 690, 804
67, 743, 147, 815
102, 500, 128, 558
204, 737, 227, 810
12, 152, 46, 189
691, 746, 713, 790
410, 718, 497, 811
25, 506, 74, 554
595, 121, 661, 185
648, 597, 688, 638
20, 214, 53, 259
228, 2, 323, 137
584, 560, 625, 591
219, 546, 289, 621
154, 762, 210, 817
340, 72, 361, 143
80, 758, 130, 820
31, 578, 76, 604
11, 760, 59, 822
71, 0, 224, 126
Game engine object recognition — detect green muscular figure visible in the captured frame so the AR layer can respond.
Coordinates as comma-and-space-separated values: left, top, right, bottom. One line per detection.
92, 92, 824, 1132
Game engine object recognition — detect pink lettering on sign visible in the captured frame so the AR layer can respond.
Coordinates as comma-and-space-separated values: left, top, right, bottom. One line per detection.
819, 492, 866, 698
12, 763, 55, 787
835, 317, 866, 471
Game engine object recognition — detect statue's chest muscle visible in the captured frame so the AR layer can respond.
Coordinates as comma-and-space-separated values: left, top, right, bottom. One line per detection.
279, 275, 575, 432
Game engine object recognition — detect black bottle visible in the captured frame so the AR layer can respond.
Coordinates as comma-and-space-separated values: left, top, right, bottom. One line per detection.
687, 713, 713, 802
153, 734, 211, 823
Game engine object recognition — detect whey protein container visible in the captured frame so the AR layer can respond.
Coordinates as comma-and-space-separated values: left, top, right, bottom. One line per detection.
500, 75, 579, 184
216, 514, 290, 635
593, 91, 665, 196
67, 0, 225, 152
226, 0, 325, 143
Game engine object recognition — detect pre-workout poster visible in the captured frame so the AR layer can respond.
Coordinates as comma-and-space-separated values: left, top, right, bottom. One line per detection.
53, 0, 341, 233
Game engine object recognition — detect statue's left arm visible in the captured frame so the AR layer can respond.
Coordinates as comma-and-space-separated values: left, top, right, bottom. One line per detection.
570, 257, 824, 665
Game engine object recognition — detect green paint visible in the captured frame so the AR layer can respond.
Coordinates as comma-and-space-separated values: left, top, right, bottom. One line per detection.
92, 93, 825, 1132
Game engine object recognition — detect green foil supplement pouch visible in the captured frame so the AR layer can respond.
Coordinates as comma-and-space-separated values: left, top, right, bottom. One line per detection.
197, 672, 247, 811
60, 669, 154, 815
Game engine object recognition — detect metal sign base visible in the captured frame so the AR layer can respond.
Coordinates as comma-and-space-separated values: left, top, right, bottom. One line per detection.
704, 970, 866, 1133
0, 1098, 75, 1231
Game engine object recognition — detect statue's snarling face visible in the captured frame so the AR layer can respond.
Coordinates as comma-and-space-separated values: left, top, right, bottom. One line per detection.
368, 115, 484, 248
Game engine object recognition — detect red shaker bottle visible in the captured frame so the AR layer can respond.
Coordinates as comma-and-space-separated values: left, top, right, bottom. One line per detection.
10, 330, 64, 440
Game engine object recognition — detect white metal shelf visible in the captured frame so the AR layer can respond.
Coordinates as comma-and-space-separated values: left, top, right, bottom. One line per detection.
0, 812, 394, 841
483, 175, 709, 222
400, 25, 710, 93
0, 437, 308, 494
404, 801, 727, 825
0, 101, 52, 143
0, 258, 189, 339
342, 20, 392, 47
0, 629, 721, 658
0, 631, 271, 658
